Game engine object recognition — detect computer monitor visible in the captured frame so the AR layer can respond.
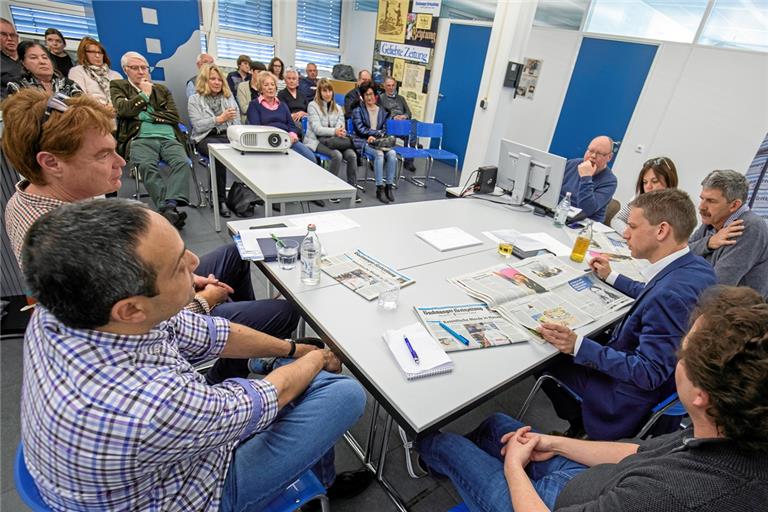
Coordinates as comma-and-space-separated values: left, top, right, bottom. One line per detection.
497, 139, 566, 211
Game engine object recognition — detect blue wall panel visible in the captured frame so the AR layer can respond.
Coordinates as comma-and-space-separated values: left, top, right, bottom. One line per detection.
549, 37, 657, 160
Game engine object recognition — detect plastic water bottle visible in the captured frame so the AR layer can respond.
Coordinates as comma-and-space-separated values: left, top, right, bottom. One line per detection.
300, 224, 321, 285
553, 192, 571, 227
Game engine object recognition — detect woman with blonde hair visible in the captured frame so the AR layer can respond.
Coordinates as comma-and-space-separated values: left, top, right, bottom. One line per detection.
305, 78, 360, 202
68, 37, 122, 105
188, 63, 241, 217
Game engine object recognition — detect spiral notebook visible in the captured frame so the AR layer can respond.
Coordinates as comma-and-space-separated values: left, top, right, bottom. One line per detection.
383, 323, 454, 380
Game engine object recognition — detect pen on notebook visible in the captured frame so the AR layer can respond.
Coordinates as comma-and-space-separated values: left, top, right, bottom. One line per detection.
438, 322, 470, 346
403, 335, 420, 365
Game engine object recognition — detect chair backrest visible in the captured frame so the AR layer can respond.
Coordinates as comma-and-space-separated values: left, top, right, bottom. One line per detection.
263, 470, 329, 512
301, 115, 308, 133
604, 199, 621, 226
334, 92, 345, 107
416, 122, 443, 139
14, 444, 52, 511
347, 118, 354, 136
386, 119, 411, 137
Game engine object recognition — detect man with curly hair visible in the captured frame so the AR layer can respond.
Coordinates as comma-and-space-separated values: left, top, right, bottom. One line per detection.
416, 285, 768, 511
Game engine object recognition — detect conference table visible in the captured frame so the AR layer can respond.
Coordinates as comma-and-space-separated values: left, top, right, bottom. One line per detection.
208, 143, 357, 232
227, 197, 628, 510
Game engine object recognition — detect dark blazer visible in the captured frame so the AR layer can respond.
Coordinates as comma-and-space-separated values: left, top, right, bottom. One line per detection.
110, 79, 184, 158
350, 105, 389, 153
560, 251, 716, 439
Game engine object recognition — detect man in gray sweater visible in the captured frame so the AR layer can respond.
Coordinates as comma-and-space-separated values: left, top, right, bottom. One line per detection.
416, 285, 768, 511
689, 169, 768, 297
380, 76, 417, 171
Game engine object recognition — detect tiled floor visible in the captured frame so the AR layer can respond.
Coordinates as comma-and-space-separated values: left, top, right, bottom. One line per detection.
1, 159, 566, 511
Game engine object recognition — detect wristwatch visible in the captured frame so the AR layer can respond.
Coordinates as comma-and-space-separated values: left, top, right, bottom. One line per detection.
287, 339, 297, 358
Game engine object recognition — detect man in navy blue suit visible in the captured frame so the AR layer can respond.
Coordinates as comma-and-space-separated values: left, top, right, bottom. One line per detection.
538, 189, 716, 440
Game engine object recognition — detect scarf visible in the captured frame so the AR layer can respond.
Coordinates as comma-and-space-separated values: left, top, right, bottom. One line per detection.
84, 64, 113, 102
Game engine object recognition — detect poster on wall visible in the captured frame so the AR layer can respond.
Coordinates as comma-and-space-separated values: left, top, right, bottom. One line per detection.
745, 133, 768, 217
373, 0, 441, 121
516, 58, 542, 100
376, 0, 409, 43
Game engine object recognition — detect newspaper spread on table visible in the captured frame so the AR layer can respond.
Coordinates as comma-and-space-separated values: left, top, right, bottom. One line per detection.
448, 254, 634, 337
414, 303, 531, 352
320, 249, 415, 301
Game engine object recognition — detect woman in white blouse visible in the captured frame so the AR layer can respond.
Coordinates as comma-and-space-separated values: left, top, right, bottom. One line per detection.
610, 156, 678, 233
188, 63, 241, 217
68, 37, 122, 106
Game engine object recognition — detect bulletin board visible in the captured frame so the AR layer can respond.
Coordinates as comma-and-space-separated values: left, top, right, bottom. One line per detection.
372, 0, 442, 121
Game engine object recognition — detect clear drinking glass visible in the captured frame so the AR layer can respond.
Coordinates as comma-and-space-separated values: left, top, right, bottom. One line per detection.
377, 279, 400, 310
277, 240, 299, 270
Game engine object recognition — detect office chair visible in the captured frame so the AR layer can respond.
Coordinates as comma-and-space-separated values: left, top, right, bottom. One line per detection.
300, 116, 332, 168
15, 443, 329, 512
416, 122, 460, 187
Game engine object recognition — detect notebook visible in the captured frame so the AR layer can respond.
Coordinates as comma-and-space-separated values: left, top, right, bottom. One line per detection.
255, 236, 306, 262
383, 323, 454, 380
415, 227, 483, 252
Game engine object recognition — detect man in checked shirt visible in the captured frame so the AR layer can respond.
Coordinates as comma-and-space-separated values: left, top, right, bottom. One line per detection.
19, 199, 370, 511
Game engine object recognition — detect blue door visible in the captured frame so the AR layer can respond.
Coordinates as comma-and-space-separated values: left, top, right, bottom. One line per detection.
549, 37, 657, 161
433, 23, 491, 167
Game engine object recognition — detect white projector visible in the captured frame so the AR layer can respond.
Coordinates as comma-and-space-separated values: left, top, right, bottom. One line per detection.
227, 125, 291, 153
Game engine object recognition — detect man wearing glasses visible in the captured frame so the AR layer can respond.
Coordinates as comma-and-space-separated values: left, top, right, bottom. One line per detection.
0, 17, 22, 96
111, 51, 191, 229
558, 135, 618, 223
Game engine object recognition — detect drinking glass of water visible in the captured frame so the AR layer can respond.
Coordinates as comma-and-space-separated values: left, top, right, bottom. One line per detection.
376, 279, 400, 310
277, 240, 299, 270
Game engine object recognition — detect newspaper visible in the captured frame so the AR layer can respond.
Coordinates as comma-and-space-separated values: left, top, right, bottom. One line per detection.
414, 303, 531, 352
449, 254, 634, 334
586, 250, 648, 282
320, 250, 414, 301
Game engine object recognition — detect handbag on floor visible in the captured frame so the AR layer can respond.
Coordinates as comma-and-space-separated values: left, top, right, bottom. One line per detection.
226, 181, 261, 217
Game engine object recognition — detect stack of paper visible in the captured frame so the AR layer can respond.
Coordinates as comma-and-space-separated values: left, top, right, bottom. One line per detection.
383, 323, 454, 380
415, 227, 482, 252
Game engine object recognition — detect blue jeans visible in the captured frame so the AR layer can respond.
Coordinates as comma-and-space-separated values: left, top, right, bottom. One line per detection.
363, 144, 397, 185
219, 365, 366, 511
416, 413, 587, 512
292, 141, 317, 162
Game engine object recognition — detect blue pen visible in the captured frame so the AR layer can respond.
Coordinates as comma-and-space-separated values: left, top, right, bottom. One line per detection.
403, 335, 420, 365
438, 322, 470, 346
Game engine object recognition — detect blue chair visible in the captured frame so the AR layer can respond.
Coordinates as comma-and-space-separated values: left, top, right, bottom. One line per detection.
416, 122, 459, 187
15, 443, 329, 512
517, 374, 687, 439
301, 116, 332, 168
448, 504, 470, 512
385, 119, 430, 187
334, 92, 345, 107
348, 118, 375, 188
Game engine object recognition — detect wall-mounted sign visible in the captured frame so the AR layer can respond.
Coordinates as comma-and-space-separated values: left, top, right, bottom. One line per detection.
412, 0, 442, 16
379, 41, 431, 64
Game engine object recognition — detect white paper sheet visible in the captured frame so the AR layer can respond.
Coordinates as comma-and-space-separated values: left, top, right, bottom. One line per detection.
286, 212, 360, 234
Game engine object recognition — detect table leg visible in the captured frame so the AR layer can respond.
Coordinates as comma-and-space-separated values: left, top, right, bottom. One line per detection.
210, 154, 221, 232
265, 199, 272, 218
347, 193, 355, 210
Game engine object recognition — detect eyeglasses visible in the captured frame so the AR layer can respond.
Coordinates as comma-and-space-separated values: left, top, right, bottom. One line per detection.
0, 31, 19, 40
85, 50, 104, 55
125, 65, 149, 72
645, 157, 670, 170
34, 93, 70, 156
586, 147, 612, 158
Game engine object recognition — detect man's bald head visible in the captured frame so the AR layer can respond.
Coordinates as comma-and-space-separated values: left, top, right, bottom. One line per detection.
583, 135, 614, 171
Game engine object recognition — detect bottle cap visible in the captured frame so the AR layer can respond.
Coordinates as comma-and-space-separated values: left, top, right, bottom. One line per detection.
307, 224, 316, 230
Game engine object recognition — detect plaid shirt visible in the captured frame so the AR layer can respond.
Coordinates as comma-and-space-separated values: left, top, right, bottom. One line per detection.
21, 307, 278, 511
5, 180, 65, 268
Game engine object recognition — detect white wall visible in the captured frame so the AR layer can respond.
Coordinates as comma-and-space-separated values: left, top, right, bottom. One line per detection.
341, 4, 376, 75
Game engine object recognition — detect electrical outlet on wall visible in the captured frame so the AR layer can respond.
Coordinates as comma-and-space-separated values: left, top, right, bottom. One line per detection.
635, 144, 644, 153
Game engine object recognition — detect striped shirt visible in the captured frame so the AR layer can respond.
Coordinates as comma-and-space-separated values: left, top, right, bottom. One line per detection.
5, 180, 65, 267
21, 307, 278, 511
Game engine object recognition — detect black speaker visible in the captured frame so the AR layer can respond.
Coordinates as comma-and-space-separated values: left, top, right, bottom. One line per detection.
474, 166, 497, 194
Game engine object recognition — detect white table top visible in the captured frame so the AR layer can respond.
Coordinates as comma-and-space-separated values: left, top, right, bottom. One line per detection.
209, 144, 356, 200
230, 198, 625, 434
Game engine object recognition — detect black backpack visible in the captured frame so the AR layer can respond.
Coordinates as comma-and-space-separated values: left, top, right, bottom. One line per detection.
332, 64, 355, 82
226, 181, 261, 217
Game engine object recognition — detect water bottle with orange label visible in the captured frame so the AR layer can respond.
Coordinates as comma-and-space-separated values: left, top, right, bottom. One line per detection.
570, 221, 593, 263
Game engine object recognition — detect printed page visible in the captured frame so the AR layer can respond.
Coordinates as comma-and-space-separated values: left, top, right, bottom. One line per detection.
557, 273, 633, 318
450, 263, 547, 307
512, 255, 586, 289
321, 250, 414, 301
497, 292, 593, 331
415, 303, 531, 352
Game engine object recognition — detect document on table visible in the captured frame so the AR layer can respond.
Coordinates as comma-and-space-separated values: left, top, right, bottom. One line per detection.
415, 227, 483, 251
383, 323, 454, 380
483, 231, 571, 257
286, 212, 359, 234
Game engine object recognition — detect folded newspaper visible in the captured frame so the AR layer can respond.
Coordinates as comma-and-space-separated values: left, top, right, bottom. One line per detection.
414, 303, 531, 352
320, 250, 415, 301
449, 254, 634, 337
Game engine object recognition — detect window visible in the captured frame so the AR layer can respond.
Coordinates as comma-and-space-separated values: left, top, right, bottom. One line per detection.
9, 0, 97, 40
698, 0, 768, 52
534, 0, 590, 30
210, 0, 275, 63
585, 0, 710, 44
295, 47, 340, 74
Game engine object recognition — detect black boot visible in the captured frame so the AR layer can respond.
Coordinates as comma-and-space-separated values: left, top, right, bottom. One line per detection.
385, 184, 395, 202
376, 185, 390, 204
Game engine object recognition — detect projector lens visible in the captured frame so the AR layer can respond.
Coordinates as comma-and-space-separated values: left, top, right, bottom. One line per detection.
268, 133, 282, 147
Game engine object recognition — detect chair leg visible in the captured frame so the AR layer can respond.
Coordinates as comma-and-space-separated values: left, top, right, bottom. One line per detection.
131, 163, 150, 200
318, 494, 331, 512
517, 375, 547, 420
189, 160, 208, 208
